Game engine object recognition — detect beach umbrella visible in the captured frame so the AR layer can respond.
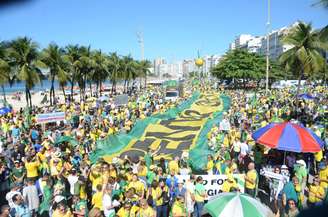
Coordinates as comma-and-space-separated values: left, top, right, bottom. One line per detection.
298, 93, 316, 100
0, 107, 11, 115
204, 192, 273, 217
252, 122, 324, 153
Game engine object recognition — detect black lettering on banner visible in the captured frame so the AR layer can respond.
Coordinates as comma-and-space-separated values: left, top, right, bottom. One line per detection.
217, 179, 224, 185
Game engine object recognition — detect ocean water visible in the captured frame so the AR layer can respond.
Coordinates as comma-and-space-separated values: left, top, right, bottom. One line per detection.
2, 80, 113, 93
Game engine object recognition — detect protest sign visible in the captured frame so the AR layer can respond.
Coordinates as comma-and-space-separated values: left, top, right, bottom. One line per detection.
36, 112, 65, 124
114, 94, 129, 106
177, 174, 245, 200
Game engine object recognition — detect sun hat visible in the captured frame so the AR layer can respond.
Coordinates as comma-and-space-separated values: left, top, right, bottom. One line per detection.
296, 159, 306, 168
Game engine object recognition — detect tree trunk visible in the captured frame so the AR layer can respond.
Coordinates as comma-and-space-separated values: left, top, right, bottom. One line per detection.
70, 81, 74, 102
28, 89, 32, 108
99, 81, 102, 96
89, 82, 92, 97
50, 75, 55, 106
139, 77, 142, 90
295, 70, 303, 118
62, 85, 66, 102
144, 75, 147, 90
25, 86, 29, 107
1, 85, 6, 102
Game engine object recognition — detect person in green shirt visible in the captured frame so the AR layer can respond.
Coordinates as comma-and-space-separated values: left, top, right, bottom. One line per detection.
72, 195, 88, 217
194, 176, 206, 217
11, 161, 25, 185
146, 165, 156, 186
294, 160, 307, 193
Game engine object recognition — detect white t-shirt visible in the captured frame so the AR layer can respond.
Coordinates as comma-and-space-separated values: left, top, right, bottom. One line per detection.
103, 194, 120, 217
67, 175, 78, 195
240, 142, 249, 156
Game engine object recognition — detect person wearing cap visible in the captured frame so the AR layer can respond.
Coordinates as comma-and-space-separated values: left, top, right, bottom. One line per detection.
221, 175, 238, 193
308, 176, 325, 207
294, 159, 307, 194
11, 160, 25, 185
146, 165, 156, 186
174, 180, 186, 200
72, 195, 88, 217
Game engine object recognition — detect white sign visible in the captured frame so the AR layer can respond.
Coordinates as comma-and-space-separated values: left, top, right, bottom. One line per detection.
177, 174, 245, 200
260, 168, 289, 199
36, 112, 65, 124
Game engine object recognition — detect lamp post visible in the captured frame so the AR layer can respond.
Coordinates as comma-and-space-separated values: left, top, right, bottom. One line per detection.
265, 0, 271, 94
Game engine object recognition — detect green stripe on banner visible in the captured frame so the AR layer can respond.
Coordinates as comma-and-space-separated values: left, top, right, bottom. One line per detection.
240, 194, 263, 217
189, 95, 231, 171
90, 91, 201, 163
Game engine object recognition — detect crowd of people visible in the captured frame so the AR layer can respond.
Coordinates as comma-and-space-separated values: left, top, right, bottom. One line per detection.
0, 83, 326, 217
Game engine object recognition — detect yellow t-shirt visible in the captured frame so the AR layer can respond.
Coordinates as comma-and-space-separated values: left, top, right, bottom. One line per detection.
92, 191, 103, 210
128, 181, 145, 196
117, 206, 139, 217
25, 161, 39, 178
206, 160, 214, 172
245, 170, 257, 189
319, 167, 328, 189
138, 206, 155, 217
222, 179, 238, 193
52, 210, 73, 217
314, 151, 323, 162
172, 202, 186, 217
90, 173, 103, 191
168, 160, 179, 174
152, 186, 168, 206
308, 185, 325, 203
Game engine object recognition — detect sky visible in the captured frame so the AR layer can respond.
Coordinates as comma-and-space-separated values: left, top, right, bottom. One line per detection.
0, 0, 327, 62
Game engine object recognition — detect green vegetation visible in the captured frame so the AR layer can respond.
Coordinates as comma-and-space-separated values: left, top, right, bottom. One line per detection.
0, 37, 153, 107
279, 22, 328, 99
210, 49, 285, 88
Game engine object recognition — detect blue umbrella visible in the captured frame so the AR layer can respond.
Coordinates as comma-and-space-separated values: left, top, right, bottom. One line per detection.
0, 107, 11, 115
298, 93, 316, 100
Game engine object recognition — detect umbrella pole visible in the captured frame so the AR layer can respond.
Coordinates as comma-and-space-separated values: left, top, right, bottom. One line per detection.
283, 151, 286, 165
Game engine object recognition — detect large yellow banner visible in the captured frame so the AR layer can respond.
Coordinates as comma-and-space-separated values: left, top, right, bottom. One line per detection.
104, 92, 223, 162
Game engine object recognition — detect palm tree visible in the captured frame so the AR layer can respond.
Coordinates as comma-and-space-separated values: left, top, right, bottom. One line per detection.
8, 37, 44, 107
92, 50, 109, 96
41, 43, 65, 105
138, 60, 152, 90
108, 52, 121, 94
63, 45, 80, 102
121, 55, 136, 93
76, 45, 93, 100
279, 22, 328, 106
313, 0, 328, 8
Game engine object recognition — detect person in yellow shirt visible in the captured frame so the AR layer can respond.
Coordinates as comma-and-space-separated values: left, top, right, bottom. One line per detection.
128, 174, 145, 198
245, 162, 257, 198
52, 203, 73, 217
205, 155, 214, 175
25, 156, 40, 181
91, 184, 103, 211
117, 201, 139, 217
138, 199, 156, 217
319, 162, 328, 189
171, 195, 187, 217
221, 175, 239, 193
308, 177, 325, 207
168, 157, 179, 175
90, 166, 103, 192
